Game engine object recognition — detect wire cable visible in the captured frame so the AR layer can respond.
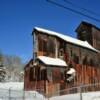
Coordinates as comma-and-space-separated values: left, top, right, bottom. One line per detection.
46, 0, 100, 22
64, 0, 100, 17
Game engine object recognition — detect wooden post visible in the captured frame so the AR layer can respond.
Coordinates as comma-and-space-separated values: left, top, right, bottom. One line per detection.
9, 87, 11, 100
55, 38, 58, 58
79, 86, 83, 100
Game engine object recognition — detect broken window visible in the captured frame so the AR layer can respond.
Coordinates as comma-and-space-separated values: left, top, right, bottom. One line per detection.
38, 34, 55, 57
47, 37, 55, 55
38, 34, 47, 52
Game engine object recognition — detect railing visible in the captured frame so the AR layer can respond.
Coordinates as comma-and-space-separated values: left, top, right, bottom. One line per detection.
46, 82, 100, 100
0, 83, 100, 100
0, 88, 45, 100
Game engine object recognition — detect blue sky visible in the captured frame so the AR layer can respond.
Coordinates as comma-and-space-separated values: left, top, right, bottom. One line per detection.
0, 0, 100, 63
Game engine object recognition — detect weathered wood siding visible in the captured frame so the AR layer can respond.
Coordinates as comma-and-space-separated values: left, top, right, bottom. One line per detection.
33, 31, 99, 66
24, 62, 100, 95
24, 28, 100, 96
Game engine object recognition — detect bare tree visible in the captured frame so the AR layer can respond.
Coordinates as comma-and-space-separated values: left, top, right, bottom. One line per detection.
0, 52, 6, 82
3, 55, 24, 82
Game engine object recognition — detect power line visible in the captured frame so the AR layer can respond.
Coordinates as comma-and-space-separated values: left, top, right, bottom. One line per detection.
64, 0, 100, 17
46, 0, 100, 22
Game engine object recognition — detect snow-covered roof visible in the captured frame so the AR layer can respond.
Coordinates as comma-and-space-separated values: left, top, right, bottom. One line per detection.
67, 68, 76, 75
34, 27, 100, 53
37, 56, 67, 67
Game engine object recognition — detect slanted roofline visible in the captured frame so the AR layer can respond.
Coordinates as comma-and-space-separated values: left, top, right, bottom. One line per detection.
33, 27, 100, 53
24, 59, 33, 69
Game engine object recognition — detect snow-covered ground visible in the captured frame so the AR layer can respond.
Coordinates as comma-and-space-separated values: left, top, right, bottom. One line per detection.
50, 93, 80, 100
50, 92, 100, 100
0, 82, 24, 90
0, 82, 45, 100
0, 82, 100, 100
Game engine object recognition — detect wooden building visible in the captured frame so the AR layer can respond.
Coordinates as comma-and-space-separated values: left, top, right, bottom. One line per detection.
24, 24, 100, 96
76, 21, 100, 51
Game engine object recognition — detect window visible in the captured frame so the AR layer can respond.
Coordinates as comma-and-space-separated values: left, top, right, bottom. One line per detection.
38, 34, 47, 52
36, 67, 40, 81
29, 67, 34, 81
73, 54, 79, 64
43, 40, 47, 52
38, 34, 55, 57
38, 35, 43, 51
89, 58, 94, 66
41, 69, 47, 80
47, 37, 55, 56
59, 49, 64, 59
83, 56, 88, 65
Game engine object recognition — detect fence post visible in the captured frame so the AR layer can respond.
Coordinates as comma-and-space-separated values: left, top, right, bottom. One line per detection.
23, 90, 25, 100
9, 87, 11, 100
79, 86, 82, 100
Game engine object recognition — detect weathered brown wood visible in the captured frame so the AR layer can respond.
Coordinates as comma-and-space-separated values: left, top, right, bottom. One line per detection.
24, 23, 100, 96
24, 62, 100, 95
